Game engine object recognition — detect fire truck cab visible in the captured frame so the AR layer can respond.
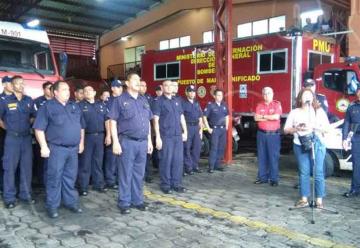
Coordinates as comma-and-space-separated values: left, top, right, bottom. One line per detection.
0, 21, 61, 98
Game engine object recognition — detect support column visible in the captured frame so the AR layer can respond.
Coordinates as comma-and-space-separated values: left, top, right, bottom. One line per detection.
213, 0, 233, 164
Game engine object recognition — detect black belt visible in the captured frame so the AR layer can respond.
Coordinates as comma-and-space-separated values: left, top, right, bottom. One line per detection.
211, 125, 225, 129
50, 143, 77, 148
121, 135, 147, 142
186, 121, 199, 126
7, 130, 31, 137
85, 131, 104, 135
258, 129, 280, 134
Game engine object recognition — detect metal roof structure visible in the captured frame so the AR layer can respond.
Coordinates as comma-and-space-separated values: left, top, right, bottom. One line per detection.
0, 0, 165, 38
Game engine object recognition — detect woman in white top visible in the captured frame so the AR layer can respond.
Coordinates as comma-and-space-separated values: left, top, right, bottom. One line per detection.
284, 88, 330, 208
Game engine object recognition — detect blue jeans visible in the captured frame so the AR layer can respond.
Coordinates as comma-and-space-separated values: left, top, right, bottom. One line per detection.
293, 136, 326, 198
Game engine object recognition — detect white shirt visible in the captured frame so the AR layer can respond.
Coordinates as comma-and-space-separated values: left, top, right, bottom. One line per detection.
284, 107, 330, 145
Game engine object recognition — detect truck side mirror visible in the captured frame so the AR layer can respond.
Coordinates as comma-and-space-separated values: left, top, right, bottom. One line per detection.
59, 52, 68, 78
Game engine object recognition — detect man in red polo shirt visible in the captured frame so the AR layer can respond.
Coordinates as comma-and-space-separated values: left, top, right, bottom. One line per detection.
254, 87, 282, 186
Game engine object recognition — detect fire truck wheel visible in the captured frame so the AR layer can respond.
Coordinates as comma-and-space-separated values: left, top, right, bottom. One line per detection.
324, 150, 337, 178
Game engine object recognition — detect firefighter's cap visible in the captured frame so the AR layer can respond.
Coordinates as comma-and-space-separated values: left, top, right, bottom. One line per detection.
111, 79, 123, 87
1, 76, 12, 84
186, 85, 196, 92
303, 78, 315, 87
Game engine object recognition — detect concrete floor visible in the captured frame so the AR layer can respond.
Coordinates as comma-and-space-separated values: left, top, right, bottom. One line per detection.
0, 153, 358, 248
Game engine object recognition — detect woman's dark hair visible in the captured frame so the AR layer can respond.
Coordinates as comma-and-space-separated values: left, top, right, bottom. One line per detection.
296, 88, 320, 109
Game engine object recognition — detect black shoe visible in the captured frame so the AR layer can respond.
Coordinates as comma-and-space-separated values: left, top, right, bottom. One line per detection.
161, 188, 173, 194
47, 209, 59, 219
106, 184, 118, 190
67, 206, 83, 214
79, 190, 88, 196
215, 167, 225, 171
270, 181, 279, 187
173, 186, 187, 193
208, 169, 214, 173
5, 202, 16, 209
119, 207, 131, 215
343, 191, 359, 198
193, 168, 202, 173
20, 198, 36, 204
93, 187, 108, 193
132, 203, 149, 211
254, 179, 268, 184
145, 177, 153, 183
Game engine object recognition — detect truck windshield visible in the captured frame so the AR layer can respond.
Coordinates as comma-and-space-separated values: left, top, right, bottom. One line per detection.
323, 70, 359, 95
0, 37, 55, 75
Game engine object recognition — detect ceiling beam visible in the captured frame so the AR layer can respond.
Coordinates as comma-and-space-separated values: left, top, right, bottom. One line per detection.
49, 0, 138, 18
35, 5, 125, 24
106, 0, 151, 10
23, 13, 111, 29
41, 23, 102, 35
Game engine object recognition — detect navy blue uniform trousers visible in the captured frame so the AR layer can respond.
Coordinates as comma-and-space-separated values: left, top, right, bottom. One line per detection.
118, 137, 147, 207
159, 136, 183, 190
78, 133, 105, 190
0, 129, 4, 192
184, 125, 201, 172
351, 135, 360, 192
104, 145, 117, 186
256, 131, 280, 182
209, 127, 226, 170
46, 144, 79, 210
3, 134, 32, 203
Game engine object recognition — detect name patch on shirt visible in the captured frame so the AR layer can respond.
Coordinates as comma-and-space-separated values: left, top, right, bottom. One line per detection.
7, 103, 17, 110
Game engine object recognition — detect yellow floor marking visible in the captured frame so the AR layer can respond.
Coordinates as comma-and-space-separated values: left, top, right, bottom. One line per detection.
144, 190, 355, 248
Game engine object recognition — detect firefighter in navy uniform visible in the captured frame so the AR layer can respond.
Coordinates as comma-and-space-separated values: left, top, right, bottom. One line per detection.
139, 80, 154, 183
34, 80, 85, 218
104, 80, 124, 190
33, 81, 53, 187
0, 75, 35, 209
78, 86, 107, 196
342, 87, 360, 198
0, 75, 13, 194
203, 89, 229, 173
34, 81, 53, 111
108, 73, 153, 214
153, 80, 188, 194
182, 85, 203, 175
304, 78, 328, 113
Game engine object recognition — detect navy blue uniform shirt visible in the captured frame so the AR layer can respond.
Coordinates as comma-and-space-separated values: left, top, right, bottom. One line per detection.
79, 100, 107, 134
152, 95, 183, 137
316, 94, 329, 114
34, 95, 49, 112
105, 95, 118, 120
203, 101, 229, 127
181, 98, 202, 123
144, 93, 154, 108
0, 94, 35, 133
108, 92, 153, 140
33, 99, 85, 146
343, 100, 360, 140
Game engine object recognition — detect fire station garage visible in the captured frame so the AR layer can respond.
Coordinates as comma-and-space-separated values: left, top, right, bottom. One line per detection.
0, 0, 359, 247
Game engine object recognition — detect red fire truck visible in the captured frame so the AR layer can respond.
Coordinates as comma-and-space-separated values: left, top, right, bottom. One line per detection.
0, 21, 62, 97
141, 32, 360, 175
